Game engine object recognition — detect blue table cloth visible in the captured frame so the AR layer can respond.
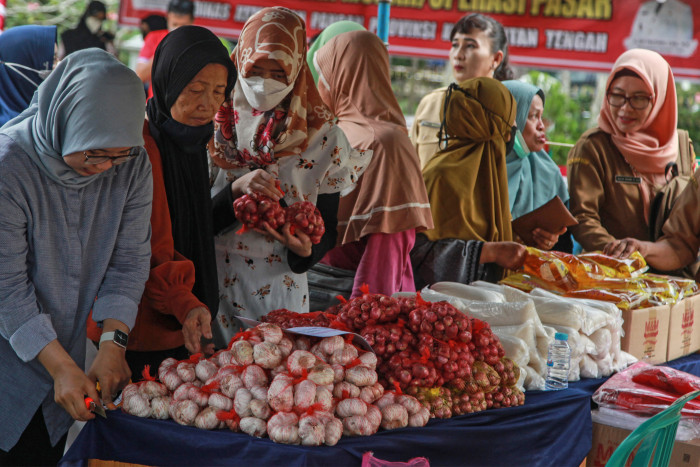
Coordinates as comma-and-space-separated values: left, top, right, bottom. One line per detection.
59, 354, 700, 467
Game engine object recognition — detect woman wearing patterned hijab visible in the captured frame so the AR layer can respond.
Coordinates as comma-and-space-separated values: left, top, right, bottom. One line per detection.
314, 30, 433, 298
411, 78, 526, 286
86, 25, 236, 378
209, 7, 369, 347
0, 49, 151, 465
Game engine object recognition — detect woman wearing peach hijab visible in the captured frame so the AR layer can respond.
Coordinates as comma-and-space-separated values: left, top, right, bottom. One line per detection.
314, 30, 433, 298
567, 48, 695, 252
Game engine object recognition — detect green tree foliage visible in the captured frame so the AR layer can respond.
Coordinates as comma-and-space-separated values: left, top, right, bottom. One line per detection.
6, 0, 119, 37
677, 82, 700, 159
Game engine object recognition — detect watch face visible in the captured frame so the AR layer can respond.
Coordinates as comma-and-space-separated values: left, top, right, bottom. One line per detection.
114, 329, 129, 347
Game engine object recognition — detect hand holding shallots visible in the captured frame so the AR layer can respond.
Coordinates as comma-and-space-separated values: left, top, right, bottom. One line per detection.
231, 169, 282, 202
263, 222, 313, 258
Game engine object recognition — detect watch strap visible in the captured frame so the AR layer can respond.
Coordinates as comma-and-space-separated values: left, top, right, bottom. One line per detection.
99, 330, 128, 349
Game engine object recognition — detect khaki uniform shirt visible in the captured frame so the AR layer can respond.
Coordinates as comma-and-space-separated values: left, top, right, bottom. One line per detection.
410, 87, 446, 168
567, 128, 657, 251
660, 170, 700, 276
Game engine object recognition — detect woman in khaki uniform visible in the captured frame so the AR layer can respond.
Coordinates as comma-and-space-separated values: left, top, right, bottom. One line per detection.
567, 49, 695, 252
410, 13, 513, 168
604, 170, 700, 279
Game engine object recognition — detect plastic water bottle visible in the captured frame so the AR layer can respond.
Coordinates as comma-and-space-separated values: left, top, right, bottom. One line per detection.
545, 332, 570, 390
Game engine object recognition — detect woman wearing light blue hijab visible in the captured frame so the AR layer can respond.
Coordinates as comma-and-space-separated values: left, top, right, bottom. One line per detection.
0, 25, 57, 127
503, 80, 572, 252
0, 48, 152, 465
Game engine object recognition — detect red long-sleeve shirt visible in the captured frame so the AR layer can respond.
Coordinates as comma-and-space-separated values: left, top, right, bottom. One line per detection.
87, 122, 205, 351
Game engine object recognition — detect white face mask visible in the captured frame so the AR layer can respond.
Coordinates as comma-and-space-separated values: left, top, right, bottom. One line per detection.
85, 16, 103, 34
239, 75, 293, 112
1, 61, 51, 87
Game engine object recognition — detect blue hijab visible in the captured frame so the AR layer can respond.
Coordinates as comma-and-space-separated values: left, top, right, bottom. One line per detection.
0, 48, 146, 188
0, 25, 57, 127
503, 80, 569, 219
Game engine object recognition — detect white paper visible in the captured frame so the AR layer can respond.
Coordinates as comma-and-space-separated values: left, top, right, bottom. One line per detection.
236, 316, 375, 353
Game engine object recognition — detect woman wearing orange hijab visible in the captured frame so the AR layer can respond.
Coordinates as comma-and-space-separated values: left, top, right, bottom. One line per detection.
314, 30, 433, 298
567, 49, 695, 252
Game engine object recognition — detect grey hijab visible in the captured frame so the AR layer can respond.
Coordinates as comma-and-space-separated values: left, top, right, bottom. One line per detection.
0, 48, 146, 188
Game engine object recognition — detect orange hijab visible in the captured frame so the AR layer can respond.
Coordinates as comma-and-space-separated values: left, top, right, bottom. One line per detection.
315, 30, 433, 244
211, 7, 332, 169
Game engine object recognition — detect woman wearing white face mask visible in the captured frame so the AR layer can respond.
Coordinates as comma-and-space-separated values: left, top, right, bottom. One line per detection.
60, 1, 116, 59
209, 7, 369, 347
0, 25, 57, 127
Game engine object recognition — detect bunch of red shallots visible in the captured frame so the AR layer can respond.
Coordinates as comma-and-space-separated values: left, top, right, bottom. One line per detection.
233, 193, 325, 245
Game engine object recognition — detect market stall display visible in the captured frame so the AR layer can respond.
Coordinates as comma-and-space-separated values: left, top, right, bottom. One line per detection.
502, 248, 698, 309
117, 323, 430, 445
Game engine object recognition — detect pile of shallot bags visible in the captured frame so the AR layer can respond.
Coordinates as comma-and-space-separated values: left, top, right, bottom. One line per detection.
121, 323, 428, 445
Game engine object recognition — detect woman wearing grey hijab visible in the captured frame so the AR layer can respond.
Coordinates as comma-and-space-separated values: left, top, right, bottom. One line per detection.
0, 48, 152, 465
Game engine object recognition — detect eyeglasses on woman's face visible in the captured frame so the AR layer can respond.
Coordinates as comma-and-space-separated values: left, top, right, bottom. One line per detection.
606, 92, 652, 110
83, 146, 142, 165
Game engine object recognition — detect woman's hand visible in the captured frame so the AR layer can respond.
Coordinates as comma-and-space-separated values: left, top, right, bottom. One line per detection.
531, 227, 566, 251
231, 169, 281, 201
481, 241, 527, 270
38, 340, 99, 421
182, 306, 214, 355
604, 237, 647, 259
87, 343, 131, 408
264, 222, 312, 258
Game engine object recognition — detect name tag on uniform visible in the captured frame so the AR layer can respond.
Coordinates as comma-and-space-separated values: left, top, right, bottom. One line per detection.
420, 121, 441, 129
615, 175, 641, 184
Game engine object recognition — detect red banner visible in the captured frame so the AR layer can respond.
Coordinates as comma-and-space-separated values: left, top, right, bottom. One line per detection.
0, 0, 6, 32
120, 0, 700, 80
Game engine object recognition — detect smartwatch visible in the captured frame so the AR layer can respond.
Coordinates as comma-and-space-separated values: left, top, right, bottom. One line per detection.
99, 330, 129, 349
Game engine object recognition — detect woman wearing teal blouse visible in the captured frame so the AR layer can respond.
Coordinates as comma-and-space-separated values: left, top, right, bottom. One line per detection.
503, 80, 571, 252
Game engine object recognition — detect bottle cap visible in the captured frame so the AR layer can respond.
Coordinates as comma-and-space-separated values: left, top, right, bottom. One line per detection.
554, 332, 568, 341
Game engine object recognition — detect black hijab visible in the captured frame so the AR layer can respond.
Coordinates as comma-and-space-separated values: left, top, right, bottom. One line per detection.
146, 25, 236, 319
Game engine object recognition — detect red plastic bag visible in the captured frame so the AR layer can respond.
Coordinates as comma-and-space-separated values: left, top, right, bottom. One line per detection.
362, 452, 430, 467
592, 361, 700, 418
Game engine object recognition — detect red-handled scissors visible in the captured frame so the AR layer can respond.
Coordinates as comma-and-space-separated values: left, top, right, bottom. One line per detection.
84, 397, 107, 418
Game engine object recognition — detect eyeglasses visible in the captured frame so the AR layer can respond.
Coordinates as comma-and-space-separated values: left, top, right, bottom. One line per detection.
83, 146, 142, 165
606, 92, 652, 110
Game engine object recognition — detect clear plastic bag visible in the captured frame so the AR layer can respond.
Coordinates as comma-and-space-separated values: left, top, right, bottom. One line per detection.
589, 327, 612, 358
490, 332, 530, 369
580, 354, 601, 379
430, 281, 506, 303
524, 365, 545, 391
592, 361, 700, 418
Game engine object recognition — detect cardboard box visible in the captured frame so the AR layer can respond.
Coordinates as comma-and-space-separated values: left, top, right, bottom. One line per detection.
668, 294, 700, 361
588, 421, 700, 466
621, 304, 670, 364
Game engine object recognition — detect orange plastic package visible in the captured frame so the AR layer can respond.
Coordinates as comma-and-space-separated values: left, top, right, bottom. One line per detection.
499, 272, 566, 294
564, 288, 646, 310
521, 248, 580, 291
577, 251, 648, 278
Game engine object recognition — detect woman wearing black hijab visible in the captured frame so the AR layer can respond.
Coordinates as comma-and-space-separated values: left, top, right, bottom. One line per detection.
61, 1, 115, 57
86, 25, 236, 379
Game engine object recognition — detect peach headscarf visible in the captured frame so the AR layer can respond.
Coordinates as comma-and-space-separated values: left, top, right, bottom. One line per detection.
599, 49, 678, 176
598, 49, 678, 222
212, 7, 332, 168
314, 30, 433, 244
